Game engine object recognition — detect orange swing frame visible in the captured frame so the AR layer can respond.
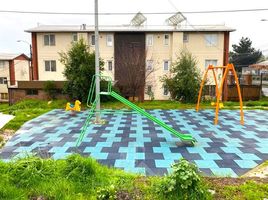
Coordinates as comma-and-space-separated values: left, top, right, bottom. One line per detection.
196, 63, 244, 125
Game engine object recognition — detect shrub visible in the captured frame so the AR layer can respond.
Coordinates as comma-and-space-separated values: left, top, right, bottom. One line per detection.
161, 51, 202, 103
96, 185, 116, 200
44, 80, 57, 100
156, 159, 210, 200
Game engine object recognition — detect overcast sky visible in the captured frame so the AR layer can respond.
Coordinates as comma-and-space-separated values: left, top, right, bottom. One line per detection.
1, 0, 268, 56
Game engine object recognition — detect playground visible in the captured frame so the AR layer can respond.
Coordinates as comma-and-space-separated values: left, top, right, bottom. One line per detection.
1, 70, 268, 177
0, 108, 267, 177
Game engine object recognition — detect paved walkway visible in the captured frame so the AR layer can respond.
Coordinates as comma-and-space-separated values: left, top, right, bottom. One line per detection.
0, 109, 267, 177
0, 113, 14, 129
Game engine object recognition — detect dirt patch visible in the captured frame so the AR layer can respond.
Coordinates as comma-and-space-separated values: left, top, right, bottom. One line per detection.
205, 177, 268, 187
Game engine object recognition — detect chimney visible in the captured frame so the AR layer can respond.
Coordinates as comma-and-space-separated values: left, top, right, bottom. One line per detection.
80, 24, 86, 30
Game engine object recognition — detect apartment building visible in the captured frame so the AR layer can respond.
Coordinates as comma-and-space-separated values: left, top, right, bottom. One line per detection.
0, 54, 30, 102
26, 24, 234, 100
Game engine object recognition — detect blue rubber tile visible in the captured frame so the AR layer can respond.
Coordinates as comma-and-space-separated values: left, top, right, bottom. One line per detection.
1, 109, 268, 177
210, 168, 236, 177
155, 159, 174, 168
236, 153, 262, 160
234, 160, 258, 168
194, 160, 218, 168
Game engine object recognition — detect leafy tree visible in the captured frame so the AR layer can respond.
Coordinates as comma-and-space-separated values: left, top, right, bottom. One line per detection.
59, 39, 104, 102
161, 51, 201, 103
44, 80, 57, 100
229, 37, 263, 72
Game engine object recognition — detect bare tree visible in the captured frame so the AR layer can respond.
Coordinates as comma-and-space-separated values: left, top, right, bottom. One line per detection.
114, 42, 159, 101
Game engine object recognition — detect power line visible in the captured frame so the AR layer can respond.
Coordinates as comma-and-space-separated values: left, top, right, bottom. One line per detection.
0, 8, 268, 15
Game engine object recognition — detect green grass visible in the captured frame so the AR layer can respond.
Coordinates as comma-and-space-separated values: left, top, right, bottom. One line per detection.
1, 155, 268, 199
0, 154, 211, 200
0, 99, 67, 131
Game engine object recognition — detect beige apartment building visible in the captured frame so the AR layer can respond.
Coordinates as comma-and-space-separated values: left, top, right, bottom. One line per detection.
26, 24, 233, 100
0, 54, 30, 102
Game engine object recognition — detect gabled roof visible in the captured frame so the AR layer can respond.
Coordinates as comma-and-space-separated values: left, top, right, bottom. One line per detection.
0, 53, 30, 61
26, 24, 235, 33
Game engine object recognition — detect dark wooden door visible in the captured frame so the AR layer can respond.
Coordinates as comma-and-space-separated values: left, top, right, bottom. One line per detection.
114, 32, 145, 101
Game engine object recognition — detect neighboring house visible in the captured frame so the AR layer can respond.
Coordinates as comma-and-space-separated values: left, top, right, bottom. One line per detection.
26, 24, 234, 100
0, 53, 30, 102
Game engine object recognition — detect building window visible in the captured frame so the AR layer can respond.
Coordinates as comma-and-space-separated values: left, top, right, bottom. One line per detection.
107, 60, 113, 71
146, 35, 153, 46
45, 60, 56, 72
146, 60, 153, 70
163, 85, 169, 96
44, 34, 55, 46
0, 61, 5, 68
0, 77, 7, 84
147, 85, 152, 93
106, 35, 113, 47
26, 89, 38, 95
90, 34, 95, 46
205, 59, 218, 69
72, 33, 78, 42
163, 60, 170, 71
205, 34, 218, 46
183, 33, 189, 43
0, 93, 8, 100
164, 34, 170, 46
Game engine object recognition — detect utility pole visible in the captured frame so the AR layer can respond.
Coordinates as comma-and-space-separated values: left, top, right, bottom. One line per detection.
94, 0, 101, 123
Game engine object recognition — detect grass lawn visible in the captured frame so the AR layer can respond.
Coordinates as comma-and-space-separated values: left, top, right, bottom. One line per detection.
0, 155, 267, 200
0, 100, 66, 131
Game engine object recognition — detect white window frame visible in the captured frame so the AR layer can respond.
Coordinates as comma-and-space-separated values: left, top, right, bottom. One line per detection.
146, 60, 153, 71
205, 34, 218, 46
44, 60, 57, 72
163, 60, 170, 71
107, 60, 113, 71
44, 34, 55, 46
163, 85, 169, 96
72, 33, 78, 42
0, 77, 7, 84
164, 34, 170, 46
90, 34, 95, 46
205, 59, 218, 69
183, 33, 189, 43
146, 34, 153, 46
106, 34, 113, 47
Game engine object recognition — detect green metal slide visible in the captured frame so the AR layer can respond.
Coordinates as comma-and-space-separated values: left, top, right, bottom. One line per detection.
110, 91, 195, 142
76, 75, 196, 147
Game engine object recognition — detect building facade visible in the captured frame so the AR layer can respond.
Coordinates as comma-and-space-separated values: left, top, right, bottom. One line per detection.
0, 54, 30, 102
27, 24, 233, 100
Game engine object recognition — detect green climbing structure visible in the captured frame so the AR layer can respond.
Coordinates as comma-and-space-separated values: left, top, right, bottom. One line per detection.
76, 75, 196, 147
